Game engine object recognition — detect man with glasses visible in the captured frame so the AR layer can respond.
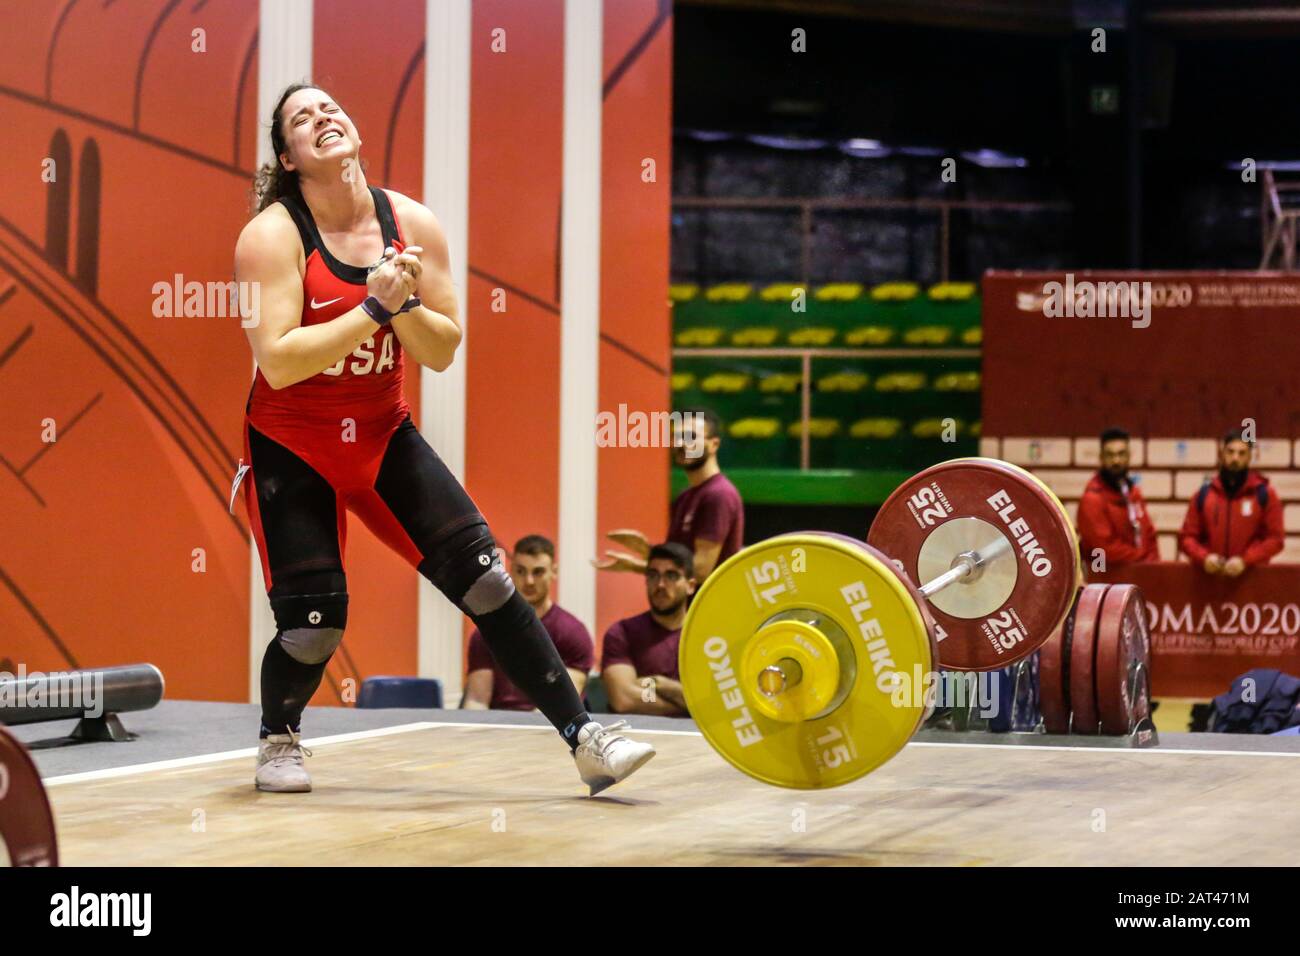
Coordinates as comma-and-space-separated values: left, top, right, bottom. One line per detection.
599, 543, 696, 717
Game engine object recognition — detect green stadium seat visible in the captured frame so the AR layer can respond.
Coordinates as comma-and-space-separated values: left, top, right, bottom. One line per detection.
787, 418, 842, 439
787, 326, 837, 346
730, 417, 782, 439
758, 372, 802, 393
674, 327, 725, 347
933, 371, 981, 392
926, 282, 977, 302
759, 282, 803, 302
849, 417, 904, 439
816, 371, 870, 392
705, 282, 753, 302
814, 283, 864, 302
902, 325, 954, 346
875, 371, 927, 392
870, 281, 920, 302
700, 371, 752, 393
730, 326, 780, 346
843, 325, 896, 346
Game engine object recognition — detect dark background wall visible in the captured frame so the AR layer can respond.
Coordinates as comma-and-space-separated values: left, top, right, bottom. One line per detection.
671, 0, 1300, 279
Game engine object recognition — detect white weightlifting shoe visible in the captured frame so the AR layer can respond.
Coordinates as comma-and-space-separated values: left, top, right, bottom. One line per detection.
573, 720, 655, 796
255, 730, 313, 793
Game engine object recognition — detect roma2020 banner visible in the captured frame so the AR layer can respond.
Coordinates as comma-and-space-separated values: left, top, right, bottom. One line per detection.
1095, 564, 1300, 698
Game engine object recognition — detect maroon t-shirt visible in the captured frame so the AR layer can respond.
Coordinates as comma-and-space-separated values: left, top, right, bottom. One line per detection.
467, 604, 594, 711
600, 610, 682, 680
668, 472, 744, 566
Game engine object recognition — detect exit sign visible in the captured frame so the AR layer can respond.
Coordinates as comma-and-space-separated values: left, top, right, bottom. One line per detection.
1090, 85, 1120, 114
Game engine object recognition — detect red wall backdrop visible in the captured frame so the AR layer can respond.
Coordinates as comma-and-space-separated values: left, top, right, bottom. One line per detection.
983, 271, 1300, 438
465, 1, 674, 655
597, 0, 673, 653
0, 0, 259, 700
465, 0, 566, 568
1, 0, 673, 701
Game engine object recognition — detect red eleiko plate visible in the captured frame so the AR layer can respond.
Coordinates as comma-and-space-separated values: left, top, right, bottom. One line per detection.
1095, 583, 1152, 734
0, 726, 59, 866
1039, 585, 1091, 734
1068, 583, 1109, 734
867, 458, 1080, 671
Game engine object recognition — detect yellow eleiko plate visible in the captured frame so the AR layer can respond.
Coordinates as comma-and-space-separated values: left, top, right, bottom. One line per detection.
680, 533, 934, 789
742, 618, 842, 722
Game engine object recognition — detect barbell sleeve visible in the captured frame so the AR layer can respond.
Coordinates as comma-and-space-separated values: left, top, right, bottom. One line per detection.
917, 533, 1014, 598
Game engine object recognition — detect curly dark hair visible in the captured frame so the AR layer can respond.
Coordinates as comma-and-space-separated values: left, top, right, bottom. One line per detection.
251, 82, 343, 214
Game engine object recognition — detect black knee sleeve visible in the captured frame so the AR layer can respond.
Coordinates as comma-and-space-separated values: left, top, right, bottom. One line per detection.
473, 590, 589, 745
418, 521, 515, 615
269, 571, 347, 665
418, 522, 586, 744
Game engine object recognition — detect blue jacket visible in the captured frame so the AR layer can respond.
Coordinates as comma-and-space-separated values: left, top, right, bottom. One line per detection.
1211, 668, 1300, 734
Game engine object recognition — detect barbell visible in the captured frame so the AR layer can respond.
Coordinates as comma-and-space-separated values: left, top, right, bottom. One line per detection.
678, 457, 1084, 789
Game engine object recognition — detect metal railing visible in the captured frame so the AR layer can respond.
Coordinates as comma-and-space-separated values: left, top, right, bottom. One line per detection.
1260, 168, 1300, 270
672, 196, 1072, 286
672, 346, 980, 470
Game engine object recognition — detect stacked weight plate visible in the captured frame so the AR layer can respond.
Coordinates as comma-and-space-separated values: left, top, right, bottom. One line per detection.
1039, 583, 1154, 737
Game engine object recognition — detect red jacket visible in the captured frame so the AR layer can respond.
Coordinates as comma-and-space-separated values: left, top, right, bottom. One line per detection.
1179, 471, 1284, 566
1077, 473, 1159, 566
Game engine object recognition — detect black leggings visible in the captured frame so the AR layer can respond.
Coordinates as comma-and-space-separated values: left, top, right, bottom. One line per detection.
246, 416, 590, 746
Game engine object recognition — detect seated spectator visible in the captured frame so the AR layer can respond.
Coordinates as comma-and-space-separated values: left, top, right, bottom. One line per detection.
1076, 427, 1158, 570
600, 543, 695, 717
1179, 428, 1284, 577
462, 535, 593, 710
593, 408, 743, 584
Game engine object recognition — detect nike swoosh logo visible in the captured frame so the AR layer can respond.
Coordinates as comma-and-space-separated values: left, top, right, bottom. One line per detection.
311, 296, 344, 309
